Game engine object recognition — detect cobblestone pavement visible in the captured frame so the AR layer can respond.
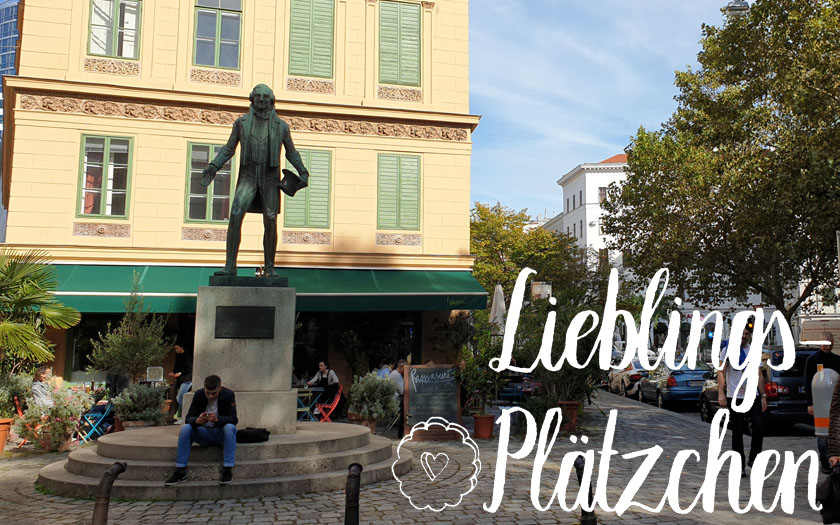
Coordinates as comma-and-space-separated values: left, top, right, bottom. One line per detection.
0, 392, 826, 524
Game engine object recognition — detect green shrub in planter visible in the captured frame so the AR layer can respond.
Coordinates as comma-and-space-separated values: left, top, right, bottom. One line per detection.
348, 373, 399, 421
15, 386, 92, 451
112, 384, 167, 425
0, 373, 32, 418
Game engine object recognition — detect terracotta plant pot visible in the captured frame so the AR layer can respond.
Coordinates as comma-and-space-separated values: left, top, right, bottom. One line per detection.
557, 401, 580, 432
473, 414, 494, 439
347, 412, 361, 423
359, 418, 377, 434
0, 417, 13, 452
121, 420, 156, 430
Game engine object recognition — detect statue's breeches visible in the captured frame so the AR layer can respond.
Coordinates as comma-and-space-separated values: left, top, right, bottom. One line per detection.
230, 169, 279, 220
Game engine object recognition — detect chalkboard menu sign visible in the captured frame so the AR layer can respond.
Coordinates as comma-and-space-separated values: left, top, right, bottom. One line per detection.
404, 365, 461, 440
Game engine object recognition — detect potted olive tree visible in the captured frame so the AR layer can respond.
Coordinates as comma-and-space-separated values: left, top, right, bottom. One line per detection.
347, 373, 399, 433
456, 342, 506, 439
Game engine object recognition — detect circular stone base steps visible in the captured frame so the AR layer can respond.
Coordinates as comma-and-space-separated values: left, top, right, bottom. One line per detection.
38, 422, 413, 501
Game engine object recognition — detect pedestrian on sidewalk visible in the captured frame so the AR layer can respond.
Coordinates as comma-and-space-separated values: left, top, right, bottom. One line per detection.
390, 360, 407, 439
806, 332, 840, 473
717, 326, 767, 477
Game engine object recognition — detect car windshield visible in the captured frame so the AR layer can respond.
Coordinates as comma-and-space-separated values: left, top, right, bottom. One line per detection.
771, 351, 814, 378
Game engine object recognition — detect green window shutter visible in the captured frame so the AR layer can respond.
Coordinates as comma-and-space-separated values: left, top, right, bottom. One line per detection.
310, 0, 334, 78
306, 150, 331, 228
379, 1, 420, 86
398, 155, 420, 230
378, 1, 400, 85
288, 0, 313, 76
284, 150, 331, 228
284, 150, 311, 227
398, 3, 420, 86
377, 154, 399, 229
289, 0, 333, 78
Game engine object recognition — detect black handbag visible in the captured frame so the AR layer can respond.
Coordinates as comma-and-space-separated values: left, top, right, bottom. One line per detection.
817, 466, 840, 524
235, 427, 270, 443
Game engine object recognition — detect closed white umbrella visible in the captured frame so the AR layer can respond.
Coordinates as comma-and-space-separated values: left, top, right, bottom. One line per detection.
489, 284, 506, 336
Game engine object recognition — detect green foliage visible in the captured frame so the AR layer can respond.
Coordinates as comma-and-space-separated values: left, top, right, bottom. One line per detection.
511, 300, 605, 405
347, 372, 399, 421
603, 0, 840, 322
87, 273, 172, 383
0, 249, 81, 374
15, 386, 92, 451
471, 202, 591, 304
112, 384, 167, 424
453, 311, 506, 416
0, 373, 32, 418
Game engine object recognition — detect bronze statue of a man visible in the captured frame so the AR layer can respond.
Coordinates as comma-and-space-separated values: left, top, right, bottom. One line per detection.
202, 84, 308, 277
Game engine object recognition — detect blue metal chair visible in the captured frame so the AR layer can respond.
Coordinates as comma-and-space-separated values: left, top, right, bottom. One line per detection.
80, 402, 112, 443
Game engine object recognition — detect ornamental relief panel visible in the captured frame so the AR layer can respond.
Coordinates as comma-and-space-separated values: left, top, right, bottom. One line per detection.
84, 58, 140, 76
376, 233, 421, 246
282, 231, 332, 245
182, 227, 227, 241
73, 222, 131, 238
286, 77, 336, 95
17, 93, 469, 142
377, 86, 423, 102
189, 67, 242, 87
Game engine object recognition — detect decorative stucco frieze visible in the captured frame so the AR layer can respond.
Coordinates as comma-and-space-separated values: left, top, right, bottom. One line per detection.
282, 231, 332, 245
286, 77, 336, 95
421, 1, 435, 9
83, 57, 140, 76
377, 85, 422, 102
181, 227, 227, 241
376, 233, 421, 246
17, 93, 469, 141
73, 222, 130, 238
189, 67, 242, 87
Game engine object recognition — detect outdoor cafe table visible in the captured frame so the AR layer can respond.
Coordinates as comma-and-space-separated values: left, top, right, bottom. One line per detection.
296, 387, 324, 422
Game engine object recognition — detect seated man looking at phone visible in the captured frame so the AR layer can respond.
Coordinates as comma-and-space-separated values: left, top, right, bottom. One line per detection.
165, 374, 237, 486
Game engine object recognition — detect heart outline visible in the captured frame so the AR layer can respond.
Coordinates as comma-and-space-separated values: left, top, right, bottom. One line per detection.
420, 451, 449, 482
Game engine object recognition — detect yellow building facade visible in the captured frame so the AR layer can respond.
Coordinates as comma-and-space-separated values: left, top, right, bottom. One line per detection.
3, 0, 483, 382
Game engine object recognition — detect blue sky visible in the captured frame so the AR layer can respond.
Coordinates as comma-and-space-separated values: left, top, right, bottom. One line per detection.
468, 0, 731, 219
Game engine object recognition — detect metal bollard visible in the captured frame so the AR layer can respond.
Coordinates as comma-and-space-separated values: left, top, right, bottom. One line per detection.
91, 461, 127, 525
573, 456, 597, 525
345, 463, 363, 525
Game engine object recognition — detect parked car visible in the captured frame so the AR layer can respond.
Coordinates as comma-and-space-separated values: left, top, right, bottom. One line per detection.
608, 359, 648, 396
637, 360, 714, 409
698, 346, 817, 427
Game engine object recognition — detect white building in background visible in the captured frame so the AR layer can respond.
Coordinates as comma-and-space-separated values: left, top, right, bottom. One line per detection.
543, 153, 628, 264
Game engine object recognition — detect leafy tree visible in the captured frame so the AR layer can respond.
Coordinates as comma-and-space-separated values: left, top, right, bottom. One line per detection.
603, 0, 840, 323
471, 202, 590, 305
0, 249, 81, 375
88, 273, 172, 383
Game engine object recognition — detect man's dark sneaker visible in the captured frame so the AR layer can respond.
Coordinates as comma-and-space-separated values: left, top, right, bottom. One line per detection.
165, 469, 187, 486
220, 467, 233, 485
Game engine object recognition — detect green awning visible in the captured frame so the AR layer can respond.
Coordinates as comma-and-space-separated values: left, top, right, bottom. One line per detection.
52, 265, 487, 313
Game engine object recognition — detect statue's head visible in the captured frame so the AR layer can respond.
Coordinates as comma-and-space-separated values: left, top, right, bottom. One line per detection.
249, 84, 275, 112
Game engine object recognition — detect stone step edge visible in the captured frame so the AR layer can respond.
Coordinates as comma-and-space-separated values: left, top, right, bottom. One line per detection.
96, 427, 371, 460
66, 438, 395, 479
38, 450, 413, 500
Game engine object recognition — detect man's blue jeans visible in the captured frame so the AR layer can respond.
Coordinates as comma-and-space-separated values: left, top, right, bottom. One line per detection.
175, 424, 236, 468
176, 382, 192, 413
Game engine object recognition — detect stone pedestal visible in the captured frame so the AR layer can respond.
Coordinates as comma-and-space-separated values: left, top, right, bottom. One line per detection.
184, 281, 297, 434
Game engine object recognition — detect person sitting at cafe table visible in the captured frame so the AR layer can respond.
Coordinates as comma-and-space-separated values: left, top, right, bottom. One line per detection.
307, 360, 339, 398
165, 374, 238, 486
31, 366, 54, 408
